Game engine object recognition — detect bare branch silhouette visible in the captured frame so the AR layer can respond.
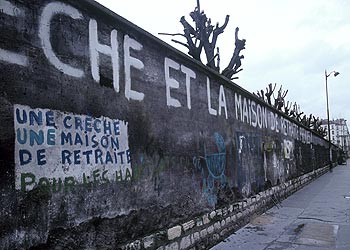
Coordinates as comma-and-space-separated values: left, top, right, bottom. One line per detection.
160, 0, 244, 77
222, 27, 246, 79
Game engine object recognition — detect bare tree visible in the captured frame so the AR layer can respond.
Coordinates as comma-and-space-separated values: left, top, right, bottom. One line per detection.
273, 86, 288, 110
290, 102, 304, 122
254, 83, 327, 137
221, 27, 246, 79
202, 15, 230, 70
160, 0, 245, 78
254, 89, 265, 102
265, 83, 276, 106
283, 101, 292, 116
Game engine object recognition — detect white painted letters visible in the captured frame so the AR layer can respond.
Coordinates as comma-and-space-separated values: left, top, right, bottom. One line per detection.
242, 97, 249, 123
0, 1, 28, 66
0, 1, 317, 148
89, 19, 119, 91
0, 48, 28, 67
207, 77, 217, 116
251, 101, 257, 127
0, 0, 23, 16
39, 2, 84, 77
124, 35, 145, 101
235, 93, 242, 120
218, 85, 228, 119
180, 65, 196, 110
164, 58, 196, 109
165, 58, 181, 107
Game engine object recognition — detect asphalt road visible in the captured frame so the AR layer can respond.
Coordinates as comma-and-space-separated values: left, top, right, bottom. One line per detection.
212, 160, 350, 250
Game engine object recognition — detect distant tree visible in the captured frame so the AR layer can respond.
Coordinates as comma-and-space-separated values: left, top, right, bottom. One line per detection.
273, 86, 288, 110
255, 83, 326, 137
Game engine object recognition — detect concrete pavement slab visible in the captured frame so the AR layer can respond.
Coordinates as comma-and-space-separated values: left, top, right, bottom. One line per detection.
336, 225, 350, 248
211, 162, 350, 250
294, 223, 338, 248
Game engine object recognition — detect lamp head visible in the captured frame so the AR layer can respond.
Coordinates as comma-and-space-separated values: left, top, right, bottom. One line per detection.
334, 71, 340, 77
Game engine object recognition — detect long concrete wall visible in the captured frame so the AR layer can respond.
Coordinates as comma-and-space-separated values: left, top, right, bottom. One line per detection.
0, 0, 337, 249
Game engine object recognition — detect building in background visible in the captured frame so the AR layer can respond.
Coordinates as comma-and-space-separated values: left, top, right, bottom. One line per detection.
321, 118, 350, 156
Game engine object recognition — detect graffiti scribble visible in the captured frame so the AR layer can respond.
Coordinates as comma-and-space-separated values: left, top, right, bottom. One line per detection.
193, 132, 226, 206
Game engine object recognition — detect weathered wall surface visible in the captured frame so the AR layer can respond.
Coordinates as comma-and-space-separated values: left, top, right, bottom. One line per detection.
0, 0, 337, 249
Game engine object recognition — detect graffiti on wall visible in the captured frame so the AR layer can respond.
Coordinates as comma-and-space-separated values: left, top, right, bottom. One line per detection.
1, 0, 330, 200
14, 104, 131, 192
280, 139, 293, 178
283, 139, 294, 159
0, 1, 325, 146
236, 132, 263, 197
131, 154, 192, 196
261, 137, 296, 187
193, 132, 227, 206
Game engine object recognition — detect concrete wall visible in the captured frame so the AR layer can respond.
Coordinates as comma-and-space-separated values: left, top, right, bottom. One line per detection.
0, 0, 337, 249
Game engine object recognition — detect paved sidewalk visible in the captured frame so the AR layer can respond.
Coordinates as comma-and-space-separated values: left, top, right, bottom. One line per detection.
212, 161, 350, 250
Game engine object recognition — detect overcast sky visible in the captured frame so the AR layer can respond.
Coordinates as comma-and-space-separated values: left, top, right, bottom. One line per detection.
96, 0, 350, 125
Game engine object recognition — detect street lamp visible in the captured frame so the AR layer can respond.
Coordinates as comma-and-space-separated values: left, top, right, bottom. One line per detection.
325, 70, 340, 170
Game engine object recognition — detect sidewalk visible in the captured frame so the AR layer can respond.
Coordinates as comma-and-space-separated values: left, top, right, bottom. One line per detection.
211, 160, 350, 250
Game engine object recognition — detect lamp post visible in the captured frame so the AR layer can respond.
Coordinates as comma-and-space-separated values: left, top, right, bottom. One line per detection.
325, 70, 339, 170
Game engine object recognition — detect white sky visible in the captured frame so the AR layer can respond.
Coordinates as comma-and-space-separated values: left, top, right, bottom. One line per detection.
95, 0, 350, 125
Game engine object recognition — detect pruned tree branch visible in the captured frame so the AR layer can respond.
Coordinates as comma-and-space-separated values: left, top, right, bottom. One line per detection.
159, 0, 246, 80
222, 27, 246, 79
158, 32, 186, 37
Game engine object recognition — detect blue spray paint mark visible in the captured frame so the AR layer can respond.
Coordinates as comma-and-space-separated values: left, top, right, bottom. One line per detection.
193, 132, 227, 206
